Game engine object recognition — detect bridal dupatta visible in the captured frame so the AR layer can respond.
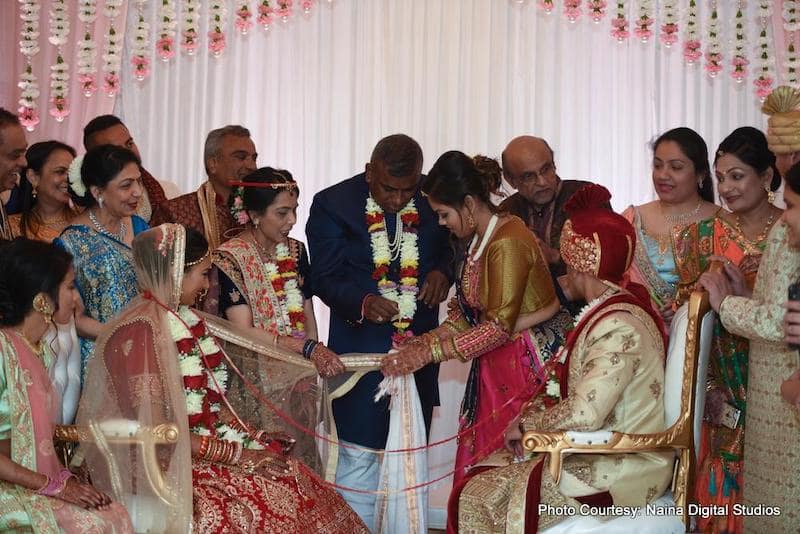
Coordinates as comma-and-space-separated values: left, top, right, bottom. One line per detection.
77, 224, 322, 532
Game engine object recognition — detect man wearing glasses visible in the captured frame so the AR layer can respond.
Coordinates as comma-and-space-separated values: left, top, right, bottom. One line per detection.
500, 135, 609, 278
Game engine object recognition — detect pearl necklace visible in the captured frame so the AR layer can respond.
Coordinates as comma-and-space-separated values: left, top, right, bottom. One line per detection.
88, 209, 127, 242
662, 200, 702, 225
386, 212, 404, 262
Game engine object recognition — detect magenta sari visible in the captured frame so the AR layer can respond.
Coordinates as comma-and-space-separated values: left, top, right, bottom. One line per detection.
0, 330, 132, 533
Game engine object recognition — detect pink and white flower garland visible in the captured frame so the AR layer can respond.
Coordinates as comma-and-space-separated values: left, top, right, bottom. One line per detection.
48, 0, 70, 121
563, 0, 581, 23
633, 0, 654, 43
208, 0, 227, 57
365, 196, 420, 335
257, 1, 275, 29
156, 0, 177, 60
784, 1, 800, 86
102, 0, 123, 96
18, 0, 41, 131
659, 0, 678, 47
587, 1, 607, 24
130, 0, 151, 81
731, 0, 749, 83
704, 1, 723, 78
682, 0, 701, 64
77, 0, 98, 97
754, 0, 775, 101
235, 1, 253, 34
181, 0, 201, 55
610, 1, 629, 42
277, 0, 293, 23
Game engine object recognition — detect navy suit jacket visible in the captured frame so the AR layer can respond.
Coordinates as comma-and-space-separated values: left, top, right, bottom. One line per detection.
306, 173, 453, 448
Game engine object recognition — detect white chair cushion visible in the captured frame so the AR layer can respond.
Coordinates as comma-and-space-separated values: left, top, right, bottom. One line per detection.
541, 491, 684, 533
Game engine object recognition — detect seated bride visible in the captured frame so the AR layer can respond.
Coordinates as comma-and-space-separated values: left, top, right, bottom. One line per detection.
75, 224, 367, 533
458, 185, 673, 532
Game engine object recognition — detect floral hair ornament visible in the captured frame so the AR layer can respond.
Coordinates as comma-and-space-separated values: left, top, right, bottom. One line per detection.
228, 178, 299, 226
559, 184, 635, 285
67, 154, 87, 198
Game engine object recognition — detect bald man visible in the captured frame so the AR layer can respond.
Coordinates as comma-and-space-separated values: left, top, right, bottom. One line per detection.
0, 108, 27, 240
500, 136, 609, 277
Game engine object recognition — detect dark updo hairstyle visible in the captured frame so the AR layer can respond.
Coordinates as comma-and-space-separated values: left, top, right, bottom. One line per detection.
0, 238, 73, 326
236, 167, 299, 215
714, 126, 781, 191
421, 151, 501, 213
653, 127, 714, 202
17, 141, 76, 236
184, 227, 209, 272
71, 144, 140, 208
786, 161, 800, 196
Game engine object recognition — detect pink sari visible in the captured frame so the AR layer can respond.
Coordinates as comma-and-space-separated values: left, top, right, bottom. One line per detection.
0, 330, 132, 533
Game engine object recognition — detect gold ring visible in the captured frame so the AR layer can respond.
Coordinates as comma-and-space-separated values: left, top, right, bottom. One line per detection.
377, 316, 383, 322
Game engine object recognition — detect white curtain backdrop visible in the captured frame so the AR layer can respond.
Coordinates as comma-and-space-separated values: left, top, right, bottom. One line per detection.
111, 2, 768, 524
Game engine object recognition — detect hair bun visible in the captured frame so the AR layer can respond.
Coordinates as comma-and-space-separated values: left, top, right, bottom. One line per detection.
565, 184, 612, 216
472, 154, 502, 196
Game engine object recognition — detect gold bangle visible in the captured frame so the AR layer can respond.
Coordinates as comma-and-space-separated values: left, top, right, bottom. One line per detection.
428, 336, 444, 363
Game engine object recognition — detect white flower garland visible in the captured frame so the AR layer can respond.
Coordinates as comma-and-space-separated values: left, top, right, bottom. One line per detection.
365, 196, 420, 333
48, 0, 70, 121
683, 0, 701, 65
784, 1, 800, 86
156, 0, 177, 60
77, 0, 98, 97
208, 0, 228, 57
704, 1, 723, 78
659, 0, 678, 47
633, 0, 654, 43
102, 0, 124, 96
181, 0, 202, 55
754, 0, 775, 101
18, 0, 41, 131
731, 0, 749, 83
130, 0, 151, 81
610, 1, 629, 42
68, 155, 87, 198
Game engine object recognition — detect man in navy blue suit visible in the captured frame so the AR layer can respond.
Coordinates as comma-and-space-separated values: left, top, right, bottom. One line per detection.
307, 134, 452, 529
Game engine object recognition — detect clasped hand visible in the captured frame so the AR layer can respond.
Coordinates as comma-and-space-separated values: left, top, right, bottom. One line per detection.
380, 338, 432, 376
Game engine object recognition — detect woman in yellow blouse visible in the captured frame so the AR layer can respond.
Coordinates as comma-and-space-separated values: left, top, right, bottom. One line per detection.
381, 151, 571, 530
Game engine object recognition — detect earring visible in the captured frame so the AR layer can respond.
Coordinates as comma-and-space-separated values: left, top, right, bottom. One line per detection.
466, 212, 476, 230
697, 178, 703, 188
196, 288, 208, 304
32, 184, 37, 199
33, 294, 54, 325
98, 196, 104, 209
253, 218, 260, 228
765, 183, 775, 204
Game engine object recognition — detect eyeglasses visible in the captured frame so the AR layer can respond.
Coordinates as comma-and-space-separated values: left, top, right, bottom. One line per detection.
510, 161, 556, 184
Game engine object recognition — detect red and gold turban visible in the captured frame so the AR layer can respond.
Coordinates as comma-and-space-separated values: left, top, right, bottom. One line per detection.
559, 184, 635, 285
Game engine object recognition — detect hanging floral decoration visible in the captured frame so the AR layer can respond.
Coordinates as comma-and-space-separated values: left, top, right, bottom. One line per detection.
564, 0, 582, 23
277, 0, 293, 23
257, 1, 274, 29
754, 0, 775, 101
47, 0, 70, 121
731, 1, 749, 83
235, 1, 253, 34
181, 0, 201, 55
682, 0, 701, 64
208, 0, 227, 57
587, 1, 607, 23
633, 0, 654, 42
704, 1, 723, 78
156, 0, 177, 60
266, 243, 306, 338
77, 0, 98, 97
18, 0, 41, 131
301, 0, 315, 15
610, 1, 629, 42
784, 1, 800, 86
659, 0, 678, 47
130, 0, 151, 81
537, 0, 554, 15
102, 0, 123, 96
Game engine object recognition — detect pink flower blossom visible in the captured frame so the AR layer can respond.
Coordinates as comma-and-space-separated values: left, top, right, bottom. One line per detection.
659, 23, 678, 47
563, 0, 581, 21
156, 36, 176, 60
683, 40, 702, 63
235, 7, 254, 33
132, 55, 151, 80
48, 96, 70, 121
754, 76, 774, 100
257, 3, 274, 27
78, 74, 97, 97
301, 0, 313, 13
537, 0, 554, 13
634, 16, 653, 42
588, 0, 606, 22
103, 73, 120, 96
208, 31, 226, 55
182, 31, 198, 54
277, 1, 293, 21
704, 53, 723, 77
17, 106, 39, 131
610, 17, 629, 41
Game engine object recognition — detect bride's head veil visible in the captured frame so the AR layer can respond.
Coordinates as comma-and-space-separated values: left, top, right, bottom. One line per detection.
77, 224, 321, 532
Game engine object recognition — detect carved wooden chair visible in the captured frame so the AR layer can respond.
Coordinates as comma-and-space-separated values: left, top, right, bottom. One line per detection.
54, 419, 181, 532
525, 290, 714, 532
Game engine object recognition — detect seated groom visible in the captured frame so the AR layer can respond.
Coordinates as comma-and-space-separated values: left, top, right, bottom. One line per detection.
458, 185, 672, 532
151, 125, 256, 249
306, 134, 452, 530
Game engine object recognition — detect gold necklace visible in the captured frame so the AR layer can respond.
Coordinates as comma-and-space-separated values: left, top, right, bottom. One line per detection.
734, 210, 777, 247
250, 230, 276, 261
12, 329, 43, 359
